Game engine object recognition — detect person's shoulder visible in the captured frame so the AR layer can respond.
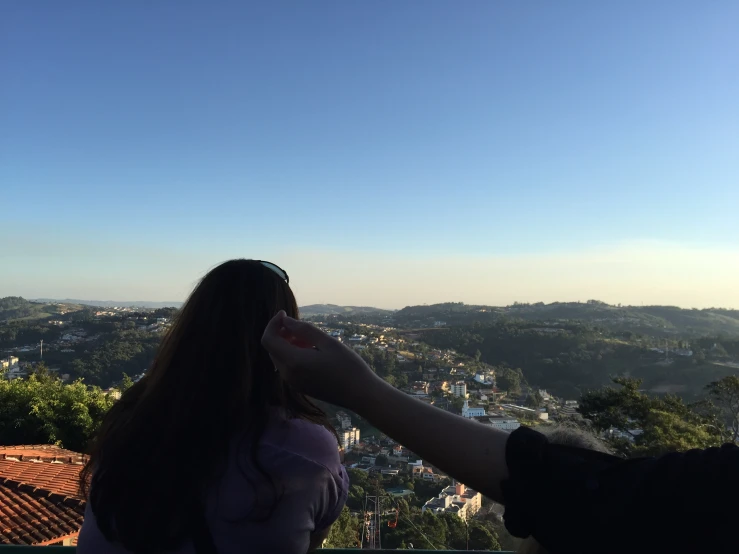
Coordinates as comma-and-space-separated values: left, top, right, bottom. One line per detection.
265, 417, 342, 473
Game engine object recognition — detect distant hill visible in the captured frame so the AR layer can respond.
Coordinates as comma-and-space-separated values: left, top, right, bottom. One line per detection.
0, 296, 83, 321
299, 304, 394, 317
32, 298, 183, 309
394, 301, 739, 337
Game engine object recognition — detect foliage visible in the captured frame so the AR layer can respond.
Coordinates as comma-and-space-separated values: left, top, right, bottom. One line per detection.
359, 347, 397, 379
579, 377, 726, 457
392, 301, 739, 338
525, 390, 543, 408
68, 329, 160, 386
0, 296, 52, 320
705, 375, 739, 443
324, 507, 360, 548
0, 321, 63, 349
382, 507, 500, 550
0, 374, 115, 452
497, 367, 524, 394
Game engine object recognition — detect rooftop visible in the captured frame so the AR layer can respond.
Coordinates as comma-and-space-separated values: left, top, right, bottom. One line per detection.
0, 446, 85, 546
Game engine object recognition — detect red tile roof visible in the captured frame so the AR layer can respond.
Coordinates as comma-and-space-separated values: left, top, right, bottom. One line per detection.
0, 446, 86, 545
0, 444, 86, 464
0, 460, 83, 498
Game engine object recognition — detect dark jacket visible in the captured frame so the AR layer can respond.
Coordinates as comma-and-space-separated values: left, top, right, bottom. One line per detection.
502, 426, 738, 554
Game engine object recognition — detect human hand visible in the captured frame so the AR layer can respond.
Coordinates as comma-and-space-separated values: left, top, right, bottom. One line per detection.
261, 311, 380, 409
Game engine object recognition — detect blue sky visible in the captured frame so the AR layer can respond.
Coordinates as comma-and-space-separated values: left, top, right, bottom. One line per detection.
2, 1, 738, 307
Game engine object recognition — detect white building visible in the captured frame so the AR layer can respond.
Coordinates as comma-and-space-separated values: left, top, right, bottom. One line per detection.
341, 427, 361, 452
461, 400, 486, 419
422, 483, 482, 520
501, 404, 549, 421
451, 381, 467, 398
474, 415, 521, 431
474, 373, 495, 386
336, 411, 352, 430
1, 357, 20, 370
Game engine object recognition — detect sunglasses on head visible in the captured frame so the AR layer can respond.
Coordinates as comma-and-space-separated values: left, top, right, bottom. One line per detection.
259, 261, 289, 284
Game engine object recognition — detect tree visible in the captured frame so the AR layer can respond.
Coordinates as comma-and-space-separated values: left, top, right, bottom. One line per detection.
474, 349, 482, 362
395, 373, 409, 388
705, 375, 739, 444
579, 377, 725, 457
525, 390, 543, 409
0, 375, 115, 452
324, 507, 360, 548
468, 520, 502, 551
375, 454, 389, 466
450, 396, 464, 412
497, 367, 523, 394
118, 372, 135, 394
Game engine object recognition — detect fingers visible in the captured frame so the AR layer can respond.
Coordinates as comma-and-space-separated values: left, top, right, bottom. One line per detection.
280, 316, 334, 350
262, 311, 292, 361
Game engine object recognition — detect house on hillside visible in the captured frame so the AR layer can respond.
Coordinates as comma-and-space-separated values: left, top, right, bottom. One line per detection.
422, 482, 482, 519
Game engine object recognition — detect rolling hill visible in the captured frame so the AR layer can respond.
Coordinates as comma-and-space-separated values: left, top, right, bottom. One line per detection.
299, 304, 394, 317
32, 298, 183, 309
393, 301, 739, 337
0, 297, 83, 321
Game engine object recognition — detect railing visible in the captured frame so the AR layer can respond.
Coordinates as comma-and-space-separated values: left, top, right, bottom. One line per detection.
0, 544, 514, 554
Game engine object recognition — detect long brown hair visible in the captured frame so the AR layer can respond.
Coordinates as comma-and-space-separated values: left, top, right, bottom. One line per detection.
80, 259, 333, 552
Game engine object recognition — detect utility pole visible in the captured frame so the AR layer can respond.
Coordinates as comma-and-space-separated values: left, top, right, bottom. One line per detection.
361, 480, 383, 549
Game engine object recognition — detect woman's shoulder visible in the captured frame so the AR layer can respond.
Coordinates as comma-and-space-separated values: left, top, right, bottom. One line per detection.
263, 417, 343, 473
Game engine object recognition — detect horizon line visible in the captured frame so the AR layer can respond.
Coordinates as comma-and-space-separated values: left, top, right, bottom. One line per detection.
20, 296, 738, 312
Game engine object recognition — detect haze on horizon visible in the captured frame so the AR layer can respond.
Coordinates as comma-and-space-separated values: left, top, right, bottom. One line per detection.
2, 2, 738, 310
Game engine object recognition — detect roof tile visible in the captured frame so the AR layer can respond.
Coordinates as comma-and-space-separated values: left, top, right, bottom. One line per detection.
0, 446, 85, 545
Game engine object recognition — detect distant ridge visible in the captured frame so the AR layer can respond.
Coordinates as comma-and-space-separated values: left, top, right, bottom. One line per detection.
29, 299, 392, 315
32, 298, 183, 309
299, 304, 394, 316
393, 301, 739, 337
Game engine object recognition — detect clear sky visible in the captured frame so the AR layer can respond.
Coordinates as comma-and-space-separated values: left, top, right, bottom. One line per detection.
2, 1, 738, 308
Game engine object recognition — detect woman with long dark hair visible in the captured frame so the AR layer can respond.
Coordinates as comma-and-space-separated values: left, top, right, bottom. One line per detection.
78, 259, 348, 554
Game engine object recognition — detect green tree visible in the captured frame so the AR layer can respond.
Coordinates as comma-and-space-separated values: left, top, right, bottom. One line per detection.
579, 377, 725, 457
0, 375, 115, 451
525, 390, 543, 409
395, 373, 408, 388
375, 454, 389, 466
324, 507, 360, 548
118, 372, 135, 394
705, 375, 739, 443
468, 520, 502, 551
497, 367, 523, 394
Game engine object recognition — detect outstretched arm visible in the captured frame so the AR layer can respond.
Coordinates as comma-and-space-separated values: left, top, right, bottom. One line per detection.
263, 312, 739, 554
262, 312, 510, 501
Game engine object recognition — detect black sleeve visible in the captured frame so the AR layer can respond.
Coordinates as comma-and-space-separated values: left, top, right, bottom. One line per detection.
501, 426, 739, 554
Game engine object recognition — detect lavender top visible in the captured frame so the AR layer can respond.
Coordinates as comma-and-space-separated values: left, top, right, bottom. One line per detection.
77, 416, 349, 554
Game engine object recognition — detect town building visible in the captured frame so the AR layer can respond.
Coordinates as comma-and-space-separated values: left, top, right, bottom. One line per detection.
341, 427, 361, 452
451, 381, 467, 398
336, 411, 352, 430
422, 482, 482, 519
473, 415, 521, 431
1, 357, 20, 371
474, 372, 495, 386
410, 381, 430, 395
461, 400, 486, 418
501, 404, 549, 420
